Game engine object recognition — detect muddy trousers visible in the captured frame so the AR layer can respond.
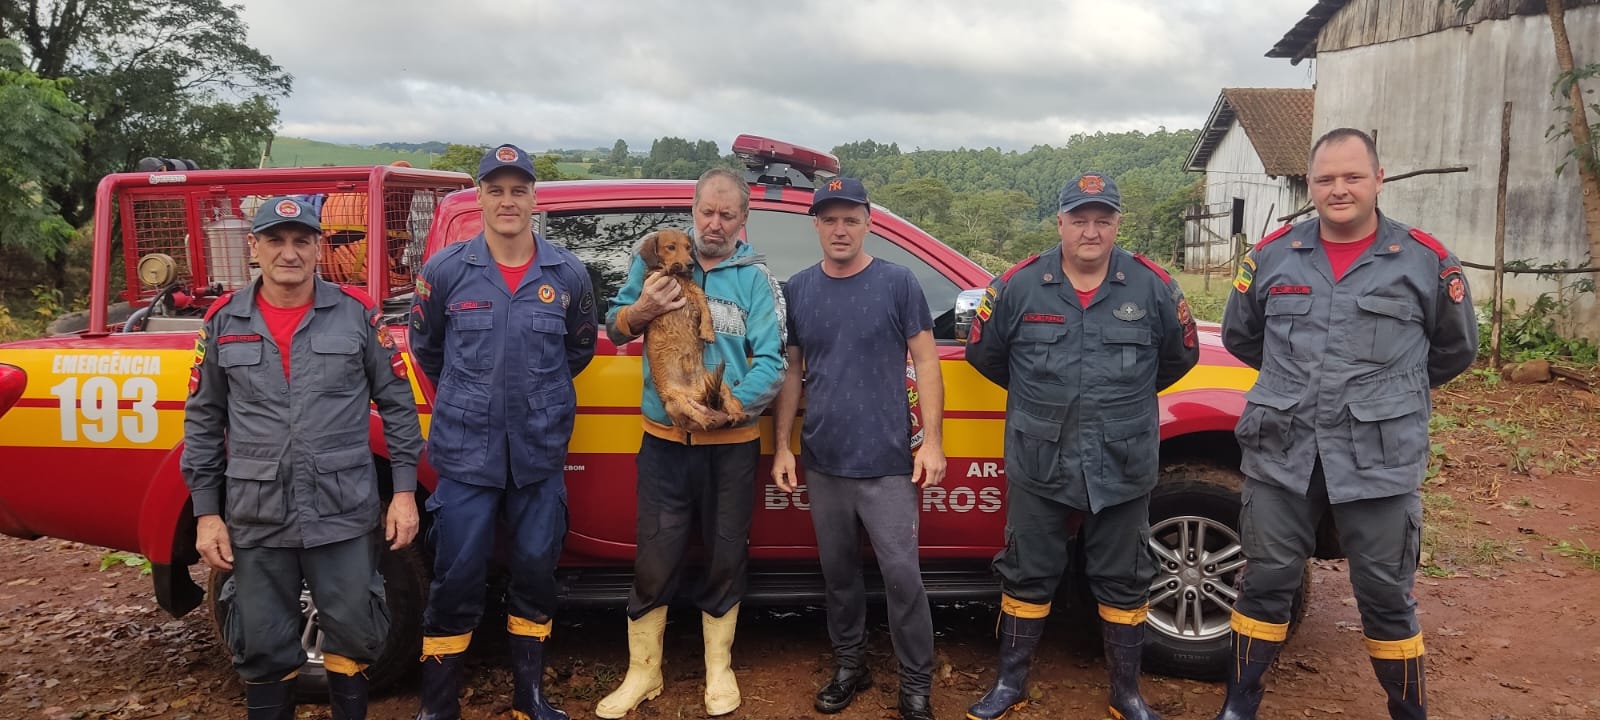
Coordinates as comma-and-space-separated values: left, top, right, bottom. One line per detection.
222, 533, 388, 683
993, 486, 1159, 609
805, 469, 935, 696
1233, 469, 1423, 641
422, 474, 568, 639
626, 435, 757, 620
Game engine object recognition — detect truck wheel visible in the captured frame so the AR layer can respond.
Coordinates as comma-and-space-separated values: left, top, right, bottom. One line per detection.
207, 543, 430, 700
1140, 471, 1308, 680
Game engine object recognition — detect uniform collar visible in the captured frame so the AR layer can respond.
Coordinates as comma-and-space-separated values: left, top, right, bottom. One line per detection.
228, 277, 338, 316
1036, 246, 1130, 285
460, 232, 560, 267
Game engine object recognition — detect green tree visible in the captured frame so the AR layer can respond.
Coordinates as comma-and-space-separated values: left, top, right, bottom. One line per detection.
608, 138, 629, 166
431, 144, 488, 174
0, 40, 83, 260
534, 154, 563, 181
875, 176, 954, 227
1, 0, 291, 291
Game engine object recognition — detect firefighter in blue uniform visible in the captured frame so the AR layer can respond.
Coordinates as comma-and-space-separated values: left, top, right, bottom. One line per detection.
965, 173, 1199, 720
1211, 129, 1477, 720
409, 144, 597, 720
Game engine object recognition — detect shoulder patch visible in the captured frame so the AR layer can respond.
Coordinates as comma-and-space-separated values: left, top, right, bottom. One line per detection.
1257, 224, 1294, 250
202, 291, 237, 321
1408, 227, 1450, 261
999, 254, 1041, 283
339, 283, 379, 310
1132, 253, 1172, 284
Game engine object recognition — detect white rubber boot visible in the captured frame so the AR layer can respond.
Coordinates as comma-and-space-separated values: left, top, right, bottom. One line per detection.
702, 604, 741, 716
594, 607, 667, 719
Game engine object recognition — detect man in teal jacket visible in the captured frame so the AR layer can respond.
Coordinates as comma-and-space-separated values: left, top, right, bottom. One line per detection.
595, 166, 787, 719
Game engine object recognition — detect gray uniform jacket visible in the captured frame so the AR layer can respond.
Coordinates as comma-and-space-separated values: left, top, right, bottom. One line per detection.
966, 246, 1199, 512
1221, 213, 1478, 503
182, 278, 424, 549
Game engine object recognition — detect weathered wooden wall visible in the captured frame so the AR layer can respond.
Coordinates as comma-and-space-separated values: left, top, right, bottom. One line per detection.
1190, 123, 1308, 270
1312, 3, 1599, 330
1317, 0, 1599, 54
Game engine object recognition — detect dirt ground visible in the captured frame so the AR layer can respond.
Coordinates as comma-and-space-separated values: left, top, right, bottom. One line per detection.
2, 370, 1598, 719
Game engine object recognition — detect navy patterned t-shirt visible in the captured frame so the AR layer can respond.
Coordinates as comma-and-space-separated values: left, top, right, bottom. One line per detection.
784, 258, 933, 478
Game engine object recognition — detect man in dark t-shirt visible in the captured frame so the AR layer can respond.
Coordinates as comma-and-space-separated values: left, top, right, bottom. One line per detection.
771, 177, 946, 720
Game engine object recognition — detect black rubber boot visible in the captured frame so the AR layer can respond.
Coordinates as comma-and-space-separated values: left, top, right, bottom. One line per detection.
244, 679, 295, 720
899, 692, 934, 720
416, 653, 463, 720
965, 612, 1045, 720
814, 666, 872, 714
1102, 621, 1161, 720
511, 634, 569, 720
1213, 632, 1283, 720
327, 670, 369, 720
1370, 656, 1426, 720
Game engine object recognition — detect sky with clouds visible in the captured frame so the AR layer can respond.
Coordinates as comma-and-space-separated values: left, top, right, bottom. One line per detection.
236, 0, 1317, 153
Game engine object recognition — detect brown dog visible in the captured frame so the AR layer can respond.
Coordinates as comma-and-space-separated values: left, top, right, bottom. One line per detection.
637, 229, 746, 433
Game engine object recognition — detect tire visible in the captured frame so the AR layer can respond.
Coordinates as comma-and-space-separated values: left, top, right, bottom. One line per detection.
207, 542, 430, 700
1139, 470, 1308, 680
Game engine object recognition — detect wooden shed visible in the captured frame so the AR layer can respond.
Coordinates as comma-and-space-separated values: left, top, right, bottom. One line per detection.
1269, 0, 1600, 327
1184, 88, 1314, 272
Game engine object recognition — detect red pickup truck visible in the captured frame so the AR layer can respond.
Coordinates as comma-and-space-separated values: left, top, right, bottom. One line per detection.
0, 136, 1323, 694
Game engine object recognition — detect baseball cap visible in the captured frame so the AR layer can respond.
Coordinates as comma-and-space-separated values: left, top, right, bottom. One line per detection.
1058, 172, 1121, 213
477, 144, 538, 183
251, 196, 322, 233
809, 176, 870, 214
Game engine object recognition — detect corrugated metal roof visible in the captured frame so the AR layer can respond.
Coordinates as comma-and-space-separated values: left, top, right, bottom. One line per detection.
1267, 0, 1349, 64
1185, 88, 1316, 178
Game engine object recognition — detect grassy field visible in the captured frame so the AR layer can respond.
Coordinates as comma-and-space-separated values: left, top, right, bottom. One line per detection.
1177, 270, 1232, 322
263, 137, 593, 178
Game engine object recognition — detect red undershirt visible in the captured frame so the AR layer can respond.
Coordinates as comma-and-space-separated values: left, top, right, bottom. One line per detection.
499, 255, 535, 293
258, 293, 313, 380
1076, 287, 1097, 307
1323, 231, 1378, 281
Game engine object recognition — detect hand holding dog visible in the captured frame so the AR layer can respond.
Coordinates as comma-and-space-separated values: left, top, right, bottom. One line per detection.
632, 272, 686, 326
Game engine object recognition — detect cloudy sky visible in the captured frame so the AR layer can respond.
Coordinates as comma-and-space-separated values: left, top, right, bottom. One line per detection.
236, 0, 1316, 153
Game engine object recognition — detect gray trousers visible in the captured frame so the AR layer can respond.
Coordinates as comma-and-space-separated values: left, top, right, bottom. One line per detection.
994, 485, 1158, 609
1235, 465, 1423, 641
222, 533, 388, 682
806, 469, 935, 696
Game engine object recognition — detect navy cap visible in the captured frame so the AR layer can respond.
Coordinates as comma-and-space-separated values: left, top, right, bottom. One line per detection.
809, 176, 869, 214
1058, 172, 1121, 213
477, 143, 538, 183
251, 196, 321, 233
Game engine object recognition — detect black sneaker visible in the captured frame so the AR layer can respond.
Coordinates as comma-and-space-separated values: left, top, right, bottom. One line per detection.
814, 667, 872, 714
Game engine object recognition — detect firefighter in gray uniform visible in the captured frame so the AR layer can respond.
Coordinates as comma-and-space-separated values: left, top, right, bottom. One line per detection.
182, 196, 424, 720
1213, 129, 1477, 720
966, 173, 1198, 720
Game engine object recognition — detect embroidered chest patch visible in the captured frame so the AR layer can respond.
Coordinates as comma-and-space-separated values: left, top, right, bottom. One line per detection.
1112, 302, 1146, 321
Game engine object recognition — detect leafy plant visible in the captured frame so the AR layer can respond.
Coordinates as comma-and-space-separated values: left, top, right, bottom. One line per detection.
98, 551, 152, 576
1552, 539, 1600, 570
1479, 282, 1599, 364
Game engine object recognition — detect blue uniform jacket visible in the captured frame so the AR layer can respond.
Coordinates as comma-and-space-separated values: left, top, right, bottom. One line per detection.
965, 246, 1199, 512
1221, 213, 1478, 503
410, 233, 597, 487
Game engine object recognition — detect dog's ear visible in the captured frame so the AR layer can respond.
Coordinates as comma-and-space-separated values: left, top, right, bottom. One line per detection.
638, 231, 661, 269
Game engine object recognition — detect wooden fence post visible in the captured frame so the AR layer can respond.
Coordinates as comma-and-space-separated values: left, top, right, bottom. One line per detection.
1491, 102, 1512, 367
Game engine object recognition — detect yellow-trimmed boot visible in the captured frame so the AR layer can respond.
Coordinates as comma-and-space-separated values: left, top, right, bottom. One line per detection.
1367, 634, 1426, 720
594, 607, 667, 719
702, 604, 742, 716
1213, 612, 1287, 720
1101, 604, 1161, 720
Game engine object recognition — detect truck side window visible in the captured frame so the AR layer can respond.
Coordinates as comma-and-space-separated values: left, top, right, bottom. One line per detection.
543, 210, 691, 318
744, 210, 962, 340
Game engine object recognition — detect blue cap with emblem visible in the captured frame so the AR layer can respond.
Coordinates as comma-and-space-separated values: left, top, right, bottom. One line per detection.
1058, 172, 1121, 213
477, 143, 538, 183
252, 196, 322, 233
809, 176, 870, 214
